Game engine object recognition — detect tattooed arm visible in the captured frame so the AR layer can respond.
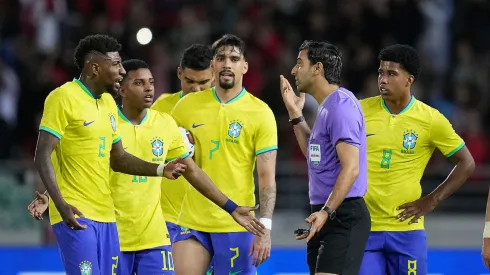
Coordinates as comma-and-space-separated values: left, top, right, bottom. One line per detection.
110, 140, 160, 176
256, 150, 277, 219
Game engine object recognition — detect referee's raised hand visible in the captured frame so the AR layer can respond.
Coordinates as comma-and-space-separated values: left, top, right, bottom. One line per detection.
305, 210, 329, 242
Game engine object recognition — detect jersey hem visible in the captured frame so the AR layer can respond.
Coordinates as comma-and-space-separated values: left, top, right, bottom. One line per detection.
39, 126, 62, 139
120, 241, 171, 252
445, 141, 465, 158
256, 145, 278, 155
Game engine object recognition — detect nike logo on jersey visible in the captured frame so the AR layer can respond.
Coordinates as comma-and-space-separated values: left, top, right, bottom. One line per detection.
84, 120, 95, 126
229, 271, 242, 275
192, 123, 205, 128
366, 133, 375, 137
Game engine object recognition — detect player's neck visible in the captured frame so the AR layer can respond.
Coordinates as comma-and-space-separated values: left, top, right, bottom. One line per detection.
311, 79, 339, 105
384, 93, 412, 115
121, 103, 147, 125
214, 84, 243, 103
78, 75, 103, 97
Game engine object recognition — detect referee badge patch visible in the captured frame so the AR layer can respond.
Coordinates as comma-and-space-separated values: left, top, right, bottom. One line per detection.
309, 144, 321, 166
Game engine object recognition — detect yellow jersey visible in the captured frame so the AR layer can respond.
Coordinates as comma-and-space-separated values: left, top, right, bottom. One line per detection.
151, 91, 187, 224
39, 79, 121, 225
171, 87, 278, 232
152, 91, 183, 114
361, 96, 465, 231
110, 108, 188, 251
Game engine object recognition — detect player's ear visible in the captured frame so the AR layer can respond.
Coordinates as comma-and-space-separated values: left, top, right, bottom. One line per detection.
210, 60, 214, 70
407, 75, 415, 86
177, 67, 182, 80
91, 63, 99, 77
243, 60, 248, 75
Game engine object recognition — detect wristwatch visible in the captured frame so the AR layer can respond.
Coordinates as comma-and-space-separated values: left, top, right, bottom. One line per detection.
289, 116, 304, 125
320, 206, 336, 220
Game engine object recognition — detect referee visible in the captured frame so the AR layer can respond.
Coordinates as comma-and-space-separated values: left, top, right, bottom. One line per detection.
280, 40, 371, 275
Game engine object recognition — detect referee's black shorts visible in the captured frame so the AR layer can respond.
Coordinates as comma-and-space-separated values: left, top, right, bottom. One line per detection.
307, 197, 371, 275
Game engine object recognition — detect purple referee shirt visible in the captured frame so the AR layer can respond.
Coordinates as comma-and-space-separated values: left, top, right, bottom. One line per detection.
307, 87, 367, 205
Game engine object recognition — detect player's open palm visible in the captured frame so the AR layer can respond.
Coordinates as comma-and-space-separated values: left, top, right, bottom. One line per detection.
249, 230, 271, 266
58, 203, 87, 230
397, 195, 438, 224
27, 191, 49, 220
163, 157, 187, 179
279, 75, 305, 116
231, 206, 266, 236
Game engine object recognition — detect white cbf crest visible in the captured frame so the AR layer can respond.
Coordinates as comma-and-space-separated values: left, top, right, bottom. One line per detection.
309, 143, 321, 166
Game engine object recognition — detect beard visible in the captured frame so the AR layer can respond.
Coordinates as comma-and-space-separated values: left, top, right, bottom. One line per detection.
219, 78, 235, 90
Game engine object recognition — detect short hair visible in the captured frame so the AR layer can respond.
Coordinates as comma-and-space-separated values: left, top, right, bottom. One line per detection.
74, 34, 122, 70
180, 44, 213, 70
299, 40, 342, 85
211, 34, 246, 58
122, 59, 149, 74
378, 44, 420, 80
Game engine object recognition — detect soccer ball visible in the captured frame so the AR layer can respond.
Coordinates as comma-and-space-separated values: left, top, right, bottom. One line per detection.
178, 127, 195, 158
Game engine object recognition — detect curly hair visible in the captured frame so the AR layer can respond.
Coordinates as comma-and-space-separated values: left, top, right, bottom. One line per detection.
378, 44, 420, 80
74, 34, 122, 70
299, 40, 342, 85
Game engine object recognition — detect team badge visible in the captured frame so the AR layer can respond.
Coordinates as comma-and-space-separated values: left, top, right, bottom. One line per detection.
151, 137, 164, 157
79, 261, 92, 275
402, 130, 418, 154
109, 114, 117, 132
228, 121, 243, 139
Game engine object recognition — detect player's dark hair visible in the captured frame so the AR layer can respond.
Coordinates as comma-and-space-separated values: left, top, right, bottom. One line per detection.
212, 34, 246, 58
122, 59, 149, 75
180, 44, 213, 70
74, 34, 122, 70
299, 40, 342, 85
378, 44, 420, 80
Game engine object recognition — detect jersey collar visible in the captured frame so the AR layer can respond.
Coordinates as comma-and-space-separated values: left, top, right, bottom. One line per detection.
212, 87, 246, 104
382, 95, 416, 115
179, 91, 183, 99
118, 108, 149, 125
73, 78, 99, 99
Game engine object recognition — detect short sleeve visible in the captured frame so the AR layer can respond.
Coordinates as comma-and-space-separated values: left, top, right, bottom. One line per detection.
108, 95, 122, 144
39, 89, 71, 139
165, 116, 189, 161
255, 107, 278, 155
326, 101, 362, 148
430, 110, 465, 158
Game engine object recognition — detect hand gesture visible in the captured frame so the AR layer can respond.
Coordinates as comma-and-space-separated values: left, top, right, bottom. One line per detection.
280, 75, 305, 117
397, 195, 438, 224
164, 157, 187, 179
249, 229, 271, 266
231, 206, 266, 236
27, 191, 49, 220
305, 210, 329, 242
483, 238, 490, 269
58, 203, 87, 230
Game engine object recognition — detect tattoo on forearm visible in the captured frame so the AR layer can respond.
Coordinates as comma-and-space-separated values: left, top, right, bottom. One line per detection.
259, 185, 276, 218
111, 152, 159, 176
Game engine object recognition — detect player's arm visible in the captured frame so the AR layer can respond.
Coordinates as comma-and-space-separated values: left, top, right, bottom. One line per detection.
323, 104, 361, 211
256, 150, 277, 220
426, 111, 475, 203
34, 132, 64, 208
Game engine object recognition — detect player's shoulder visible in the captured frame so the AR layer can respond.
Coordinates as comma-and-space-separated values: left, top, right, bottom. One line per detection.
359, 95, 382, 110
242, 90, 273, 113
148, 108, 177, 125
45, 81, 81, 104
175, 88, 213, 108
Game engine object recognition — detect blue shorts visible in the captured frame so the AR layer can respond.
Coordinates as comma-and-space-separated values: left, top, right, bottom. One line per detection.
166, 221, 180, 243
119, 245, 174, 275
52, 218, 120, 275
174, 226, 255, 275
359, 230, 427, 275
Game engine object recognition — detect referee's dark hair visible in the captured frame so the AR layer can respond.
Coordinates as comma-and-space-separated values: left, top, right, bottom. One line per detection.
180, 44, 213, 70
299, 40, 342, 85
378, 44, 420, 80
74, 34, 122, 71
212, 34, 246, 58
